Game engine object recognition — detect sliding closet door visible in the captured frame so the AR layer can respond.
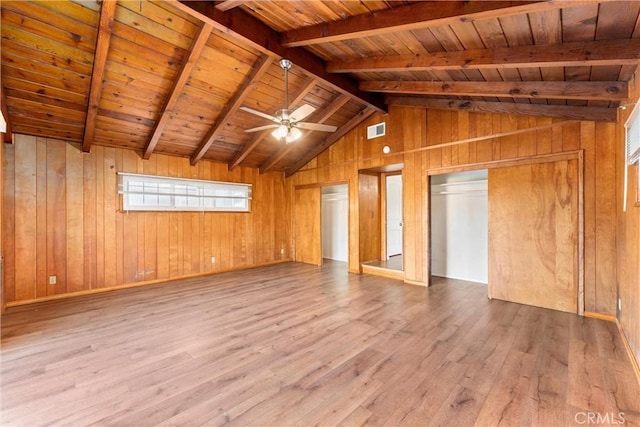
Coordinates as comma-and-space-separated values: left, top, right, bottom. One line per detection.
488, 159, 578, 313
294, 187, 322, 266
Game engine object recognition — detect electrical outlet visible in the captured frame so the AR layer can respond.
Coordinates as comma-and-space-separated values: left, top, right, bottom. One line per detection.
280, 248, 285, 254
211, 256, 216, 264
618, 298, 622, 312
49, 276, 57, 285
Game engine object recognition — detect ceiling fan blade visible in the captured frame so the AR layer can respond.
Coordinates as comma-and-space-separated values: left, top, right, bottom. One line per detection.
245, 124, 279, 133
239, 106, 279, 123
289, 104, 315, 122
296, 122, 338, 132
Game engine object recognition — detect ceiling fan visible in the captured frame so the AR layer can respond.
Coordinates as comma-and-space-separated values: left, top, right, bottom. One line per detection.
240, 59, 337, 144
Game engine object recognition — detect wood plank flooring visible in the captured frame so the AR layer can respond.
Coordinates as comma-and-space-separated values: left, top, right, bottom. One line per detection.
1, 261, 639, 426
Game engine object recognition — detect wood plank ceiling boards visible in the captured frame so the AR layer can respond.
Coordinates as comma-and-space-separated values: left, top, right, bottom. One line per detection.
0, 0, 638, 172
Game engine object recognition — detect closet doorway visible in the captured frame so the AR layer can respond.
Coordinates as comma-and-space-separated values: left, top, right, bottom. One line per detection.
321, 185, 349, 265
430, 170, 488, 284
386, 174, 403, 261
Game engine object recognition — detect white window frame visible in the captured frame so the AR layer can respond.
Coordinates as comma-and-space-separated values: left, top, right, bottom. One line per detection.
625, 102, 640, 165
118, 173, 251, 212
624, 102, 640, 210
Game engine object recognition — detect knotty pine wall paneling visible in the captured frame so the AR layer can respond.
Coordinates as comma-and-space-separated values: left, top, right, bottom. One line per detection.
3, 134, 290, 305
289, 105, 618, 315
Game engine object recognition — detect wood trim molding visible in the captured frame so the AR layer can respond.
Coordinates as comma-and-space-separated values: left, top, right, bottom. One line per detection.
294, 180, 349, 190
1, 88, 14, 144
82, 0, 116, 153
144, 22, 213, 159
584, 311, 617, 322
578, 150, 585, 316
4, 259, 292, 309
425, 151, 582, 176
615, 318, 640, 387
404, 278, 428, 287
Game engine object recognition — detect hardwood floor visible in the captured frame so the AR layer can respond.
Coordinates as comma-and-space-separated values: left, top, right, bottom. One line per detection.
1, 261, 638, 426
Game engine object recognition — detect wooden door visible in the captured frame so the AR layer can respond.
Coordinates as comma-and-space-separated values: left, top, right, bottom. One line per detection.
488, 159, 578, 313
294, 187, 322, 266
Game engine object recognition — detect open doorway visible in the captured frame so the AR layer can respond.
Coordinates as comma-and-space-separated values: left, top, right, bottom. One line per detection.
321, 185, 348, 267
430, 170, 488, 284
359, 165, 404, 280
386, 174, 403, 263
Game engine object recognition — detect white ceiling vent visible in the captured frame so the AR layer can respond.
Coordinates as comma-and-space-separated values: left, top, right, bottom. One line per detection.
367, 122, 386, 139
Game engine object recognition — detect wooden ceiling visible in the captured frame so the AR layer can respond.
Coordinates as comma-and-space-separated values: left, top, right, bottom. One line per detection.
1, 1, 639, 176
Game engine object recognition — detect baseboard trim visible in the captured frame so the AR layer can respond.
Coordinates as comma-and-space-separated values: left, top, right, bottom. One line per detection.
615, 318, 640, 387
583, 311, 616, 322
404, 278, 428, 287
5, 259, 291, 308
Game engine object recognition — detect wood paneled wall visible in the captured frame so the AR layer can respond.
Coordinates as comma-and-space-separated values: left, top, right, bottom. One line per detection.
289, 105, 617, 315
2, 134, 290, 304
616, 72, 640, 373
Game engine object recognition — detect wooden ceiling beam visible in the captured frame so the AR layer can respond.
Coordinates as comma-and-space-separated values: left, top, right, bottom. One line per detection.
144, 22, 213, 160
260, 94, 350, 174
281, 1, 569, 47
82, 0, 116, 153
175, 1, 385, 113
285, 106, 376, 177
1, 87, 14, 143
190, 54, 272, 165
229, 76, 318, 170
385, 96, 618, 122
214, 0, 247, 11
361, 80, 629, 101
327, 38, 640, 73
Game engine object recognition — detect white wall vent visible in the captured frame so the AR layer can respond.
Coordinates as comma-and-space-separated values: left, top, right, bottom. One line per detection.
367, 122, 386, 139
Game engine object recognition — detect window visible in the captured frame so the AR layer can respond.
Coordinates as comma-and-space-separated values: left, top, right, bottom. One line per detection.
626, 103, 640, 165
366, 122, 386, 139
118, 173, 251, 212
624, 102, 640, 209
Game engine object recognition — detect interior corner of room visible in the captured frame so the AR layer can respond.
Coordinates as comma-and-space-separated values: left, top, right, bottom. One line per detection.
1, 0, 640, 424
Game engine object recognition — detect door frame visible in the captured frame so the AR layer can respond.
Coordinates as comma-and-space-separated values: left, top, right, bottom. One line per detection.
426, 151, 584, 315
294, 181, 349, 267
321, 184, 349, 263
382, 171, 404, 261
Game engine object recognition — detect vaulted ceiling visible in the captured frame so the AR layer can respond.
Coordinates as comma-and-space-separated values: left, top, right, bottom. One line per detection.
1, 1, 639, 176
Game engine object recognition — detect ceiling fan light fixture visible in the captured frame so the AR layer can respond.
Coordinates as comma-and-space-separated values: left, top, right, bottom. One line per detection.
285, 127, 302, 144
241, 59, 335, 142
272, 124, 288, 139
